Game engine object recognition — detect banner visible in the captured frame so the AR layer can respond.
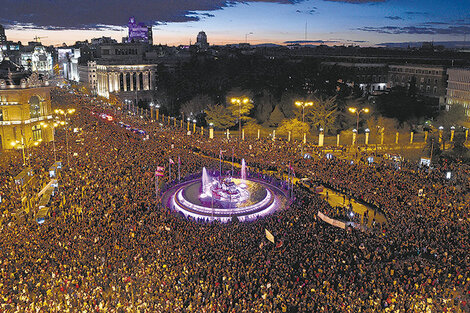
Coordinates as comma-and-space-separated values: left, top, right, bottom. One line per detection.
265, 229, 275, 243
318, 211, 346, 229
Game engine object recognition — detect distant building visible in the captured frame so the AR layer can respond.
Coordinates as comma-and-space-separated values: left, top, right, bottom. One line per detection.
127, 17, 151, 44
97, 43, 145, 63
0, 58, 53, 150
446, 68, 470, 116
95, 63, 156, 104
195, 31, 208, 51
78, 61, 97, 95
388, 64, 447, 102
57, 47, 80, 81
91, 36, 117, 46
19, 45, 53, 77
0, 25, 6, 44
320, 62, 388, 95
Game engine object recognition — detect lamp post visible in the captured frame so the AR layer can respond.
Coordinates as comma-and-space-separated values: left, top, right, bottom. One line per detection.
295, 101, 313, 123
348, 107, 369, 133
231, 97, 250, 143
55, 108, 75, 168
12, 138, 39, 167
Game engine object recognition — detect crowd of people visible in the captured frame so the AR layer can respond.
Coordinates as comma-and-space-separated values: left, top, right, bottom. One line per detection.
0, 88, 468, 312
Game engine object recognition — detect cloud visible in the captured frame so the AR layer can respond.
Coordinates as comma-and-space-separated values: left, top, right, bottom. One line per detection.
358, 25, 470, 35
405, 11, 429, 16
323, 0, 386, 3
284, 40, 339, 44
0, 0, 305, 30
296, 7, 317, 14
385, 16, 403, 20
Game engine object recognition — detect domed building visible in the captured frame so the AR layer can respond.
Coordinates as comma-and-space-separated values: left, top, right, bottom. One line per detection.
0, 57, 53, 151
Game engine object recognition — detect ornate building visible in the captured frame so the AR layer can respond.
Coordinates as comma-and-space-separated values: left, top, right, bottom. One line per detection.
0, 59, 53, 150
96, 63, 156, 104
19, 45, 53, 77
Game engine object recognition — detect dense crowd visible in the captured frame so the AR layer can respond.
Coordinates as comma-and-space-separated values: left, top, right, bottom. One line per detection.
0, 88, 468, 312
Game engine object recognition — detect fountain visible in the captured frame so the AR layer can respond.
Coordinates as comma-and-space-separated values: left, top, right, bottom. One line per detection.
162, 165, 289, 222
240, 159, 247, 187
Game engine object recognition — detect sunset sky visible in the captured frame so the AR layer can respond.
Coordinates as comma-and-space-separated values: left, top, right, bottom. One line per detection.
1, 0, 469, 47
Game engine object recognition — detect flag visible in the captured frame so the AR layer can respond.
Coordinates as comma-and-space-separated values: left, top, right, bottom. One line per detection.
276, 240, 283, 248
169, 158, 175, 165
156, 166, 164, 177
178, 156, 181, 164
265, 229, 275, 244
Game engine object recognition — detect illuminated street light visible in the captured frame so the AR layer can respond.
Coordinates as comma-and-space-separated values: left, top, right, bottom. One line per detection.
231, 97, 250, 143
348, 107, 369, 133
295, 101, 314, 123
55, 108, 76, 167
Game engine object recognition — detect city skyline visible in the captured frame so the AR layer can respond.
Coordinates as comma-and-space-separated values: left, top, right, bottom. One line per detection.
2, 0, 470, 47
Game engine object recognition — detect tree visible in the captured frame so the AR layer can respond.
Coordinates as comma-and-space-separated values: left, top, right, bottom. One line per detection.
435, 105, 467, 129
277, 118, 310, 139
301, 96, 338, 134
204, 104, 236, 129
267, 105, 285, 127
226, 95, 254, 123
180, 94, 212, 118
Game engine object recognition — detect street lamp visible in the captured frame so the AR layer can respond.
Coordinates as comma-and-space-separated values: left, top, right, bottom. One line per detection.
231, 97, 250, 142
295, 101, 314, 123
55, 108, 76, 168
11, 137, 39, 167
348, 107, 369, 133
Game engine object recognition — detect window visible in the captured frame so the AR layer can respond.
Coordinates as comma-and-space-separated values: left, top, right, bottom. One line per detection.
0, 108, 3, 121
29, 96, 41, 119
32, 125, 42, 141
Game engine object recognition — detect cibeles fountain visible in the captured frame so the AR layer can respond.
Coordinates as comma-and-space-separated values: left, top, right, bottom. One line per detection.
163, 159, 289, 222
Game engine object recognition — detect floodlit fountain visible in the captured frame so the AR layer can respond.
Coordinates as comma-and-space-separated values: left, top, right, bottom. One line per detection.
162, 159, 289, 222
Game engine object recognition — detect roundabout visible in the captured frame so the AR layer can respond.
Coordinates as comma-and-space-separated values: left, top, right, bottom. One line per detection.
162, 163, 289, 222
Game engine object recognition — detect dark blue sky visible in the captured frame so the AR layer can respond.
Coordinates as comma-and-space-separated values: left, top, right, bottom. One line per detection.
2, 0, 469, 46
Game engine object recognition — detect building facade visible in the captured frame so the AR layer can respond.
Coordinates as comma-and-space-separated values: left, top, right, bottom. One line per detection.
446, 68, 470, 116
78, 61, 97, 95
96, 63, 156, 103
19, 46, 53, 77
388, 64, 447, 101
0, 63, 53, 150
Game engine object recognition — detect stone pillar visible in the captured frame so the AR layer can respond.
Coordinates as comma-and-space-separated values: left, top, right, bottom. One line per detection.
201, 127, 204, 136
424, 131, 428, 143
149, 72, 154, 90
318, 132, 324, 147
395, 132, 399, 144
193, 122, 196, 133
209, 128, 214, 139
336, 134, 340, 146
129, 72, 134, 91
410, 132, 414, 144
180, 120, 183, 128
466, 129, 468, 142
438, 129, 443, 143
272, 130, 276, 141
303, 133, 306, 144
174, 118, 176, 127
226, 129, 230, 139
123, 73, 128, 91
150, 107, 154, 120
257, 129, 260, 140
242, 129, 245, 140
380, 131, 384, 145
450, 128, 455, 142
143, 71, 149, 90
352, 131, 357, 146
288, 131, 291, 142
365, 131, 369, 145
